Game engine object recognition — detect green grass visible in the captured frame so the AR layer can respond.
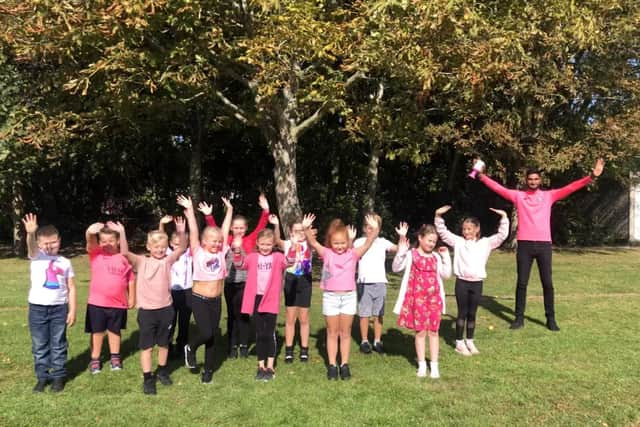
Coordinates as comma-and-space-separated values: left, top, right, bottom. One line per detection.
1, 248, 639, 426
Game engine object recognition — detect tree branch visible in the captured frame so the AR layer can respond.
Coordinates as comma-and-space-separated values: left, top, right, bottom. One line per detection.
215, 90, 250, 124
292, 101, 330, 140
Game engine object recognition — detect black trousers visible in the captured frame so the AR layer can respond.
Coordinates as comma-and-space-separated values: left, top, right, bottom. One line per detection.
515, 241, 554, 319
254, 296, 277, 362
169, 288, 192, 348
225, 281, 250, 348
455, 278, 483, 340
189, 293, 221, 371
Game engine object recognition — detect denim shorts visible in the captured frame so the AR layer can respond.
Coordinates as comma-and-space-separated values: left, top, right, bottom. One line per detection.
322, 291, 357, 316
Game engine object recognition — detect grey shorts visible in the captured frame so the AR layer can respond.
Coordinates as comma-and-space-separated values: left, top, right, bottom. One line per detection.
357, 282, 387, 317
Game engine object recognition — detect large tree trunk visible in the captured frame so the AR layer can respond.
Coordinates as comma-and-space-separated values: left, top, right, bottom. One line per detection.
362, 142, 381, 213
270, 129, 302, 237
12, 181, 24, 256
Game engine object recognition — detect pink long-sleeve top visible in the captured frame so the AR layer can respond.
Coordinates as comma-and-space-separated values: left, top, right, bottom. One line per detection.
479, 174, 592, 242
238, 252, 287, 315
205, 209, 269, 254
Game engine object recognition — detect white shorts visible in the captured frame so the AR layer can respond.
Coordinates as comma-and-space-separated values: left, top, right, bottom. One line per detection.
322, 291, 357, 316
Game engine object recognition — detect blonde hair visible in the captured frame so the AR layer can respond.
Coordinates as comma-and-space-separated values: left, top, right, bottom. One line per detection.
147, 230, 169, 245
202, 226, 223, 240
257, 229, 274, 241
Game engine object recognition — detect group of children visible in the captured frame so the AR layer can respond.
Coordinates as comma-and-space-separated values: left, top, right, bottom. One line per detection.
23, 192, 509, 393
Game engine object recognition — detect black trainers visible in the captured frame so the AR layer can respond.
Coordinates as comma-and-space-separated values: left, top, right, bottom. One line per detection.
33, 379, 48, 393
255, 367, 267, 381
239, 345, 249, 358
509, 318, 524, 330
264, 368, 275, 381
228, 345, 238, 359
143, 375, 157, 395
339, 364, 351, 380
327, 364, 339, 380
372, 341, 384, 354
546, 318, 561, 331
360, 341, 372, 354
184, 344, 196, 368
50, 378, 65, 393
299, 347, 309, 362
284, 347, 294, 364
201, 369, 213, 384
157, 371, 173, 386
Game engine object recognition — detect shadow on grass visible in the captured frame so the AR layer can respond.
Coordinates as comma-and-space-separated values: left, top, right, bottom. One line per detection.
479, 295, 545, 328
380, 327, 416, 368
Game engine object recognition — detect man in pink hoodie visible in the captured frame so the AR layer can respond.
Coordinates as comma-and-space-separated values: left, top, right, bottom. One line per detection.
476, 158, 604, 331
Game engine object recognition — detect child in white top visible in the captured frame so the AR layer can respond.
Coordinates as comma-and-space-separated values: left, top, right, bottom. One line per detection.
434, 205, 508, 356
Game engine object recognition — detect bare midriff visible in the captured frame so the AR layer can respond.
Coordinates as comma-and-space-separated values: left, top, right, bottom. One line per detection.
192, 280, 224, 298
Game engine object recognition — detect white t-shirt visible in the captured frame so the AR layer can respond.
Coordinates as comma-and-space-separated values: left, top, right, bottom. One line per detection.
28, 251, 75, 305
353, 237, 394, 284
167, 247, 193, 290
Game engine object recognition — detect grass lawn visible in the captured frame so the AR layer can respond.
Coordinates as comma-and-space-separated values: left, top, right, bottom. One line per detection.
0, 248, 639, 426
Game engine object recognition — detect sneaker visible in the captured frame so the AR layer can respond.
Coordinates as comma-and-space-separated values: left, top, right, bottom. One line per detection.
110, 356, 123, 371
239, 345, 249, 358
228, 345, 238, 359
359, 341, 372, 354
201, 369, 213, 384
265, 368, 275, 381
255, 367, 267, 381
339, 364, 351, 380
184, 344, 196, 369
284, 347, 294, 364
143, 375, 157, 395
416, 364, 428, 378
455, 340, 472, 356
157, 371, 173, 386
327, 365, 339, 380
430, 362, 440, 379
50, 378, 65, 393
546, 318, 560, 332
465, 339, 480, 355
510, 318, 524, 330
372, 341, 384, 354
89, 359, 101, 374
33, 379, 48, 393
299, 347, 309, 362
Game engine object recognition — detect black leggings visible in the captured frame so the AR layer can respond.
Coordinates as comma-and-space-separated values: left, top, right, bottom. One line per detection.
455, 278, 483, 340
189, 293, 221, 371
254, 296, 277, 362
225, 281, 250, 348
169, 289, 192, 348
516, 241, 554, 319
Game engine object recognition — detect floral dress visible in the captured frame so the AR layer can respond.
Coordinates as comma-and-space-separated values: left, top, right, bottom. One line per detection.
397, 249, 443, 332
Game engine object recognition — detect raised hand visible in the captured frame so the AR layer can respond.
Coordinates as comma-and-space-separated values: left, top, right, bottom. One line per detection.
174, 216, 186, 233
86, 222, 104, 234
489, 208, 508, 219
438, 246, 449, 255
593, 158, 605, 177
395, 221, 409, 237
176, 195, 193, 210
22, 213, 38, 234
364, 214, 379, 231
268, 214, 279, 225
159, 215, 173, 225
302, 213, 316, 229
106, 221, 125, 233
434, 205, 452, 217
197, 201, 213, 216
347, 225, 357, 241
258, 193, 269, 211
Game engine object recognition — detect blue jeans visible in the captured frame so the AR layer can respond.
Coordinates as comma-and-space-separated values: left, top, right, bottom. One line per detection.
29, 303, 68, 380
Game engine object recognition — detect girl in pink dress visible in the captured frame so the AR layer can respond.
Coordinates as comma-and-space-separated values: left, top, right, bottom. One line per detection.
393, 224, 451, 378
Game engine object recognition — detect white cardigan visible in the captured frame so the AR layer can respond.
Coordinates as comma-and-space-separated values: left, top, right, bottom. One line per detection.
392, 248, 452, 315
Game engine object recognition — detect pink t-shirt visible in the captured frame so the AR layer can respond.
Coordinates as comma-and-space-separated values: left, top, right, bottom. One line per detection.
256, 254, 273, 295
88, 248, 134, 309
320, 249, 360, 292
133, 255, 173, 310
192, 246, 229, 281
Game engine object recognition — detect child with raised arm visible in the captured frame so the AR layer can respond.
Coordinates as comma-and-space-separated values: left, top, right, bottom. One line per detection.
180, 195, 233, 384
22, 214, 76, 393
198, 193, 269, 358
302, 213, 379, 380
85, 222, 135, 374
392, 225, 452, 379
353, 214, 404, 355
434, 206, 508, 356
234, 229, 293, 381
113, 215, 187, 395
159, 215, 193, 357
269, 214, 313, 363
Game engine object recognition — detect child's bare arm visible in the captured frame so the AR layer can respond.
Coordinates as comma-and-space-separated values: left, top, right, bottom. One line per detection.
268, 214, 285, 250
158, 215, 173, 233
177, 195, 200, 253
22, 213, 39, 258
166, 217, 188, 263
127, 279, 136, 309
353, 215, 380, 258
85, 222, 104, 253
66, 277, 77, 327
302, 214, 325, 258
107, 221, 138, 266
220, 197, 234, 240
389, 221, 409, 253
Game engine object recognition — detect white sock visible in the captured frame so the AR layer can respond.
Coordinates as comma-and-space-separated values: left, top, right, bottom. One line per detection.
418, 360, 427, 370
456, 339, 465, 346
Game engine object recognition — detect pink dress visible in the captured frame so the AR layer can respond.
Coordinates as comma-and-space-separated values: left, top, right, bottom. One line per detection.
397, 249, 443, 332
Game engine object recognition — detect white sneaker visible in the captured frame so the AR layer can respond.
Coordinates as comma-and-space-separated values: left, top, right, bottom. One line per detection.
465, 339, 480, 355
416, 361, 427, 378
429, 362, 440, 379
455, 340, 472, 356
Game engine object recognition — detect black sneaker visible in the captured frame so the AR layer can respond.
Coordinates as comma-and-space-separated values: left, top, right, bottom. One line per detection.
339, 364, 351, 380
372, 341, 384, 354
184, 344, 196, 368
143, 375, 157, 395
201, 369, 213, 384
255, 368, 267, 381
265, 368, 275, 381
299, 347, 309, 362
360, 341, 372, 354
157, 371, 173, 386
33, 379, 48, 393
50, 378, 65, 393
327, 365, 339, 381
546, 319, 561, 332
284, 347, 294, 364
509, 318, 524, 330
228, 345, 238, 359
239, 345, 249, 358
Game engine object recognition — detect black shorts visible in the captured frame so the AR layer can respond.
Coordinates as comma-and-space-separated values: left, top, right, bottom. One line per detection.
85, 304, 127, 334
137, 306, 175, 350
283, 272, 312, 308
